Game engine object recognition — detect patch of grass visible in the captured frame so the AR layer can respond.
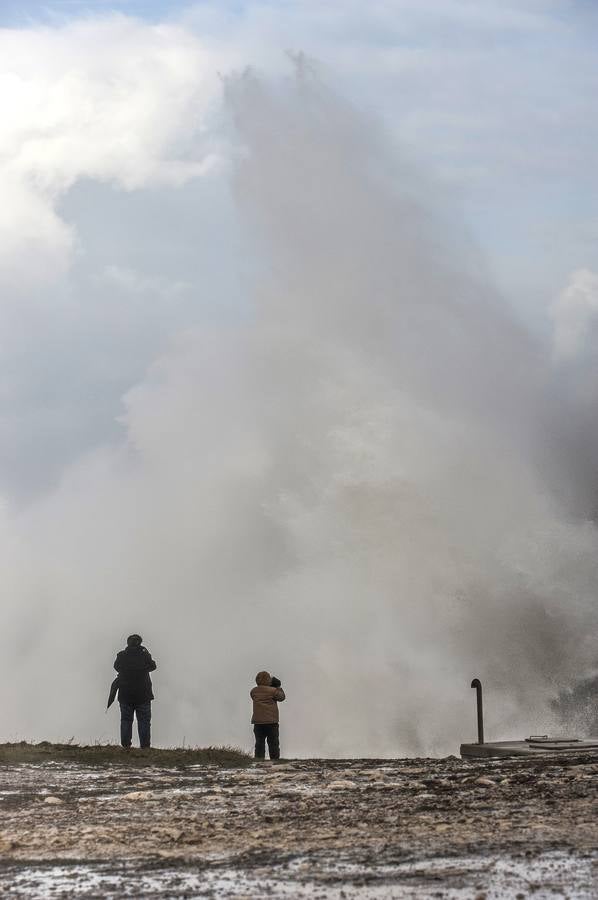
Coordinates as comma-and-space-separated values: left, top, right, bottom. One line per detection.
0, 741, 251, 768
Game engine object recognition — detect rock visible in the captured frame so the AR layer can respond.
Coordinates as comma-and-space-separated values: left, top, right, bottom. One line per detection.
43, 796, 63, 805
0, 837, 18, 851
328, 780, 358, 791
161, 827, 184, 842
123, 791, 153, 801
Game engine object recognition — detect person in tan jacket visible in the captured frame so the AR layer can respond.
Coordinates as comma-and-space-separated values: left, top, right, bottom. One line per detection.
250, 671, 285, 759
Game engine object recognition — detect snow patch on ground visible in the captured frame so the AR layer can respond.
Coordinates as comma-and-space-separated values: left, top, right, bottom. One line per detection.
2, 852, 596, 899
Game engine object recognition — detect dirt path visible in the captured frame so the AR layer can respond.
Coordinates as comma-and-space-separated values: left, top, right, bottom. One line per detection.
0, 754, 596, 897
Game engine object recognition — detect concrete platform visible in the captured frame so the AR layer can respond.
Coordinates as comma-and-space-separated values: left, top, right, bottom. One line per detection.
461, 738, 598, 758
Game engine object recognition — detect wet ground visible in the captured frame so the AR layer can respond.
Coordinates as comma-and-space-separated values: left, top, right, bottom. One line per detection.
0, 754, 596, 897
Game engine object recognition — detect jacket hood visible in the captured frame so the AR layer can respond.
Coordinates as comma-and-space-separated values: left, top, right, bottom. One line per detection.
255, 670, 272, 686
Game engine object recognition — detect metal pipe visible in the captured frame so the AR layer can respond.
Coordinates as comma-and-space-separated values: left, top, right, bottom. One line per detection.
470, 678, 484, 744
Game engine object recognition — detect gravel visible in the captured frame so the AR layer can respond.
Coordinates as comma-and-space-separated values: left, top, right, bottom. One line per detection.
0, 754, 596, 897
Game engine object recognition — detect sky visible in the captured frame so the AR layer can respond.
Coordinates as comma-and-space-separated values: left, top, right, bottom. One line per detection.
1, 1, 598, 754
1, 0, 597, 499
0, 0, 181, 25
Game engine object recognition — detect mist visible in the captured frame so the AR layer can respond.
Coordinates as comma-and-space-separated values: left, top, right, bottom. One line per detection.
1, 67, 597, 757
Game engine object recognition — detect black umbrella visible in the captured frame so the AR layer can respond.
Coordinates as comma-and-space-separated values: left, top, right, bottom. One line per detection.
107, 676, 120, 709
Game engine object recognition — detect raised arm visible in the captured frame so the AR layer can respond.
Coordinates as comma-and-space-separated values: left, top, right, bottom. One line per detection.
139, 645, 156, 671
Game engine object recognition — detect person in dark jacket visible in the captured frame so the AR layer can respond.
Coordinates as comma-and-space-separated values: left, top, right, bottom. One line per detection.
250, 671, 285, 760
114, 634, 157, 749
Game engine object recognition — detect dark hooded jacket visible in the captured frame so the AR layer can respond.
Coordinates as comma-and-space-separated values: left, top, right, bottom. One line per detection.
114, 645, 157, 705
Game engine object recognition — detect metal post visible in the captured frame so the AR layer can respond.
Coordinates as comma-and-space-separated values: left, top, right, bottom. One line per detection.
471, 678, 484, 744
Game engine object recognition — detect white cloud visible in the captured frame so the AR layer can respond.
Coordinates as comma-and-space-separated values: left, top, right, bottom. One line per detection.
0, 15, 226, 287
0, 0, 593, 497
0, 176, 74, 286
1, 1, 596, 293
551, 268, 598, 360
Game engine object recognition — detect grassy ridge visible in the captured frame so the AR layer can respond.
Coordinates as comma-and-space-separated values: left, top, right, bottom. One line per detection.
0, 741, 251, 767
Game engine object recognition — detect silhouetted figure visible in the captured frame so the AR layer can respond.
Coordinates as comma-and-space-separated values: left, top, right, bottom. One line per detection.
113, 635, 157, 749
250, 671, 285, 760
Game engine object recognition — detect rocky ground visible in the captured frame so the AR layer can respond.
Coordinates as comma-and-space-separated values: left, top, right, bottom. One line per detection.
0, 751, 596, 898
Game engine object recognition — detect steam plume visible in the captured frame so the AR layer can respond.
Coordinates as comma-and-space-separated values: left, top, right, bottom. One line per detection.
1, 69, 597, 756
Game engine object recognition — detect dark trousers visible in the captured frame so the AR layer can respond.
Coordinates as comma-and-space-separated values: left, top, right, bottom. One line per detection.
253, 723, 280, 760
119, 700, 152, 748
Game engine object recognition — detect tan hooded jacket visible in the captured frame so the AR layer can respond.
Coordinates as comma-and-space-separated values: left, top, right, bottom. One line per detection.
250, 671, 285, 724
